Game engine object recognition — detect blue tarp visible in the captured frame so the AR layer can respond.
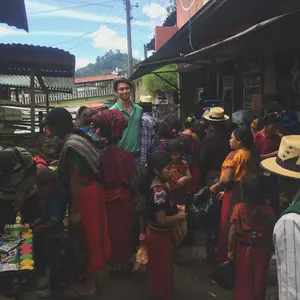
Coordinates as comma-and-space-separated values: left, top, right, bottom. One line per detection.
0, 0, 28, 32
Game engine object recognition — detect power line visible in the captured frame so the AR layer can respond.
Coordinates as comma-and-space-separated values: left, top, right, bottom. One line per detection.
43, 0, 117, 6
49, 0, 119, 47
28, 3, 97, 14
68, 10, 124, 51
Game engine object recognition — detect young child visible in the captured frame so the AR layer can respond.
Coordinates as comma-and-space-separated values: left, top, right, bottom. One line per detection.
145, 150, 186, 300
167, 137, 192, 204
33, 168, 66, 299
228, 173, 276, 300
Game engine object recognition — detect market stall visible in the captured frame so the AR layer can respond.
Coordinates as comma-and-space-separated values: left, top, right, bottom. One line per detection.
0, 222, 34, 300
0, 43, 75, 143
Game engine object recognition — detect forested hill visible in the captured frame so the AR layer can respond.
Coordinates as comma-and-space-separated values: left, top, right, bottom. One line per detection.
75, 50, 140, 77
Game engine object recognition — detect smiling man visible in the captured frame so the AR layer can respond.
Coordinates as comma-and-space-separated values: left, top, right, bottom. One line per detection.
110, 78, 143, 160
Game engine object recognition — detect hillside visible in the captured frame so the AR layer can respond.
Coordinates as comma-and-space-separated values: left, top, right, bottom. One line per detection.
75, 50, 140, 77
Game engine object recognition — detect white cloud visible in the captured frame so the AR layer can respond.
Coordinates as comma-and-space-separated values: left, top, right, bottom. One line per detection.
142, 2, 168, 26
92, 25, 127, 52
0, 26, 84, 37
25, 0, 153, 27
76, 58, 93, 70
0, 27, 27, 36
91, 25, 141, 59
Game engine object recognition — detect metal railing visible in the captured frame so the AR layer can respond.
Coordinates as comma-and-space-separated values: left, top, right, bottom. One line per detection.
10, 87, 114, 105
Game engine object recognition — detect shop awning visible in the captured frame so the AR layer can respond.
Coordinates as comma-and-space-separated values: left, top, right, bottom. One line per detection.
185, 9, 300, 61
0, 0, 28, 32
0, 44, 75, 93
129, 0, 283, 81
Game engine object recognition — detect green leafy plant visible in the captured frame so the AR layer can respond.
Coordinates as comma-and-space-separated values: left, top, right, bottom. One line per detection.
143, 64, 178, 93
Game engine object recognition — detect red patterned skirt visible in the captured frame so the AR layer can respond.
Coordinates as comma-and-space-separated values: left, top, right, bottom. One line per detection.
106, 187, 134, 263
234, 242, 271, 300
79, 183, 110, 274
146, 227, 173, 300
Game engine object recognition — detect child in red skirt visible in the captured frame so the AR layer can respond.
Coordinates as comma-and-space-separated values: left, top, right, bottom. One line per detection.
228, 173, 276, 300
145, 150, 186, 300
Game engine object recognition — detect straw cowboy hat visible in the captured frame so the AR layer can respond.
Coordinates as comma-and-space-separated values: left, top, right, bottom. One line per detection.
260, 135, 300, 179
203, 107, 229, 122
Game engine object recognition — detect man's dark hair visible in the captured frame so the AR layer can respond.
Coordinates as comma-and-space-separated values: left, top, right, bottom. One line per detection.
113, 77, 132, 92
139, 103, 152, 113
45, 108, 73, 137
81, 108, 98, 126
78, 106, 87, 117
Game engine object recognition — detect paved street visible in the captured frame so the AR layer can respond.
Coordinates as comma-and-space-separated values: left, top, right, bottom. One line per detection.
0, 230, 278, 300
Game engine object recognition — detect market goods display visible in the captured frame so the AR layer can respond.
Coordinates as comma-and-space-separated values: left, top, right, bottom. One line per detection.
0, 224, 34, 273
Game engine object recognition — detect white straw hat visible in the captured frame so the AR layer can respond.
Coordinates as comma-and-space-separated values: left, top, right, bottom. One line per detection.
260, 135, 300, 179
203, 107, 229, 122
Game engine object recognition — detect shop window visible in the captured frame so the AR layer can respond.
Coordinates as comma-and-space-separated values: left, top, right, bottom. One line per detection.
243, 72, 261, 111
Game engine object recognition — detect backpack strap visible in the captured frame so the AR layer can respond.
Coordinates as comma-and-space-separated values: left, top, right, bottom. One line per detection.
11, 147, 25, 168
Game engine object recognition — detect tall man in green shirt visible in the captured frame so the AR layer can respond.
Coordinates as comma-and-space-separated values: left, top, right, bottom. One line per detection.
110, 78, 143, 160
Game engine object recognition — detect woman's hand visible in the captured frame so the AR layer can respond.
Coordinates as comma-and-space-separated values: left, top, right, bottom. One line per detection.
210, 184, 218, 194
177, 176, 189, 186
176, 212, 186, 221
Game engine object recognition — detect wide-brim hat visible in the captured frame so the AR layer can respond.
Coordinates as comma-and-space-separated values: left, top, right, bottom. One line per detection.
260, 135, 300, 179
203, 107, 229, 122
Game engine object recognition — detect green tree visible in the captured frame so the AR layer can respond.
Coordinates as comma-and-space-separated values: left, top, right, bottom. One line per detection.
143, 64, 178, 93
76, 50, 140, 77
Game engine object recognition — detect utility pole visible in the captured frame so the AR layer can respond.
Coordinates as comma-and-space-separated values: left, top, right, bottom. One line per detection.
124, 0, 133, 78
144, 44, 148, 59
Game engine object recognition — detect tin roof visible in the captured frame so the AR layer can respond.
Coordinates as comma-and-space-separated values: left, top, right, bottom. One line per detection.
0, 43, 75, 92
0, 75, 73, 93
0, 0, 28, 32
75, 74, 118, 84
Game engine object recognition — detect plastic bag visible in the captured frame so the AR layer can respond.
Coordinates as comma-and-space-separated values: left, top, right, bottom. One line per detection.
187, 187, 215, 228
173, 219, 187, 247
132, 245, 148, 273
232, 110, 253, 127
210, 260, 235, 290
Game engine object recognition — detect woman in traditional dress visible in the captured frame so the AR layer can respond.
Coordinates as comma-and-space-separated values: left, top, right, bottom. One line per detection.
145, 151, 186, 300
253, 113, 281, 215
45, 108, 110, 297
91, 109, 136, 273
210, 127, 258, 264
228, 173, 276, 300
181, 118, 206, 193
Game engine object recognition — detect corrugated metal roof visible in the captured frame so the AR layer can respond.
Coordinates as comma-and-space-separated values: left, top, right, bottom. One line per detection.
0, 43, 75, 92
75, 74, 118, 84
0, 75, 74, 93
0, 1, 28, 32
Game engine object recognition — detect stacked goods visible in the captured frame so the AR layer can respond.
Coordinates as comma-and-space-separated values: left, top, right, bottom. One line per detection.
19, 231, 34, 271
0, 225, 34, 272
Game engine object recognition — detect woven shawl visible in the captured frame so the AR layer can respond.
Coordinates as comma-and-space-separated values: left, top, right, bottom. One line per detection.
57, 133, 102, 187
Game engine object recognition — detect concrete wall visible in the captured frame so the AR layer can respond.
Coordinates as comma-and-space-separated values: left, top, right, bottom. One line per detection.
51, 95, 114, 108
263, 57, 277, 95
176, 0, 204, 29
155, 26, 178, 52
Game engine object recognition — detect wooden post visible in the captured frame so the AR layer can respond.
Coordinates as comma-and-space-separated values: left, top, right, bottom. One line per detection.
30, 69, 35, 142
46, 90, 50, 113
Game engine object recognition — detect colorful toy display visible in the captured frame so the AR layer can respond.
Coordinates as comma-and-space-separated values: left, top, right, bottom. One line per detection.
0, 224, 34, 273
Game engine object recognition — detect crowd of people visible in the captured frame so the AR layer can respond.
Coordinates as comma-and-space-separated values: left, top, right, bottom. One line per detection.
0, 77, 300, 300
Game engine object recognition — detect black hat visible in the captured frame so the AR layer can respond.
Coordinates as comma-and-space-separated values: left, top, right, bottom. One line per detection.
147, 150, 171, 171
167, 137, 183, 153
